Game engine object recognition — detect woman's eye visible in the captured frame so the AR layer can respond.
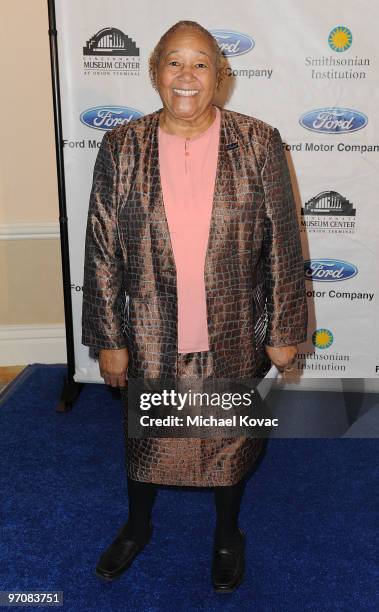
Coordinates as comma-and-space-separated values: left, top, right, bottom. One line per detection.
168, 60, 180, 66
196, 63, 207, 69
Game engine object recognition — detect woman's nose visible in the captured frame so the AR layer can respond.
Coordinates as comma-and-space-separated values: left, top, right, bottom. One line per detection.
178, 66, 195, 81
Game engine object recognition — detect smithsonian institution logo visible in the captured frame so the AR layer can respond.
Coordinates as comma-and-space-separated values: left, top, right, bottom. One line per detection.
305, 25, 371, 80
82, 27, 140, 76
312, 329, 334, 349
298, 329, 350, 372
328, 26, 353, 52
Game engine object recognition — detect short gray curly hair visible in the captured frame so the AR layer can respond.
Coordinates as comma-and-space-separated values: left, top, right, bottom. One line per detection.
148, 20, 227, 91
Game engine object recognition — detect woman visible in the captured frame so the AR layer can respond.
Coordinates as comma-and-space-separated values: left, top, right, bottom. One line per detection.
82, 20, 307, 593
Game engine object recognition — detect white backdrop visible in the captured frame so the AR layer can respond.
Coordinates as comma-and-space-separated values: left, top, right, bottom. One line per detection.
55, 0, 379, 384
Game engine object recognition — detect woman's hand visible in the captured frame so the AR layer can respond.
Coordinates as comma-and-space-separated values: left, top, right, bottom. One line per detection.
99, 348, 129, 387
265, 345, 297, 372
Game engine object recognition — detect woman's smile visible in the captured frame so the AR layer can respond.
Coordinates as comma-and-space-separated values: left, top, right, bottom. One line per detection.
172, 88, 200, 96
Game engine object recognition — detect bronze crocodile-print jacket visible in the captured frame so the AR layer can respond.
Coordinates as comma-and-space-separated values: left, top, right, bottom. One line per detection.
81, 107, 308, 380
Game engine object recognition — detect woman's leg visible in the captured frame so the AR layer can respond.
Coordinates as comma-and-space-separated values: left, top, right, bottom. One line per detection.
95, 477, 158, 580
123, 476, 159, 544
213, 476, 247, 547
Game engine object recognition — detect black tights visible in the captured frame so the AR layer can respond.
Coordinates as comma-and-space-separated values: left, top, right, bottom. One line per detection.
124, 475, 247, 546
213, 476, 247, 546
123, 477, 159, 544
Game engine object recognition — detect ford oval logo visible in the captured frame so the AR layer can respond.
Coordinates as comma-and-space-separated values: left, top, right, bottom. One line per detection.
304, 259, 358, 282
299, 108, 367, 134
80, 106, 144, 131
210, 29, 255, 57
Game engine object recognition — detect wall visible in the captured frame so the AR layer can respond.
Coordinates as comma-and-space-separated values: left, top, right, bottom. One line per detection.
0, 1, 66, 364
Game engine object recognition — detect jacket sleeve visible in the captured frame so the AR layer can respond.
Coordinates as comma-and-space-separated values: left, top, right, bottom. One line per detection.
81, 131, 128, 351
260, 127, 308, 347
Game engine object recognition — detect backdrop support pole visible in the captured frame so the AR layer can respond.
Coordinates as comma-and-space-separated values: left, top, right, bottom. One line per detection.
47, 0, 83, 411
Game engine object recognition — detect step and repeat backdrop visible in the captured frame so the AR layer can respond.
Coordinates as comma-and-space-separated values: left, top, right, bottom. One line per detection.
54, 0, 379, 384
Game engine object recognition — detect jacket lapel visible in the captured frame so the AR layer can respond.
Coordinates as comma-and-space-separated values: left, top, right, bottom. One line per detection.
145, 110, 177, 284
205, 108, 241, 274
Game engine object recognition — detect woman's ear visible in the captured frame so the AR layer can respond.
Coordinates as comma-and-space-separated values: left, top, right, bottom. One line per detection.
148, 53, 158, 91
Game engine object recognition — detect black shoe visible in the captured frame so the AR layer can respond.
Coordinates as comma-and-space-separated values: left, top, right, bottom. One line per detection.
95, 521, 153, 582
211, 529, 245, 593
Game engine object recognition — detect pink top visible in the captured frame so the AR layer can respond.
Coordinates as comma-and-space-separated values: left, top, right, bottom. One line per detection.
158, 106, 221, 353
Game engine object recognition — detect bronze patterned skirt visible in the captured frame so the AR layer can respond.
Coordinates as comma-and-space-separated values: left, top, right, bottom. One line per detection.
121, 350, 263, 487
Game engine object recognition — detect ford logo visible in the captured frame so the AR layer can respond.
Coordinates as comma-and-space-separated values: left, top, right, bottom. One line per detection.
80, 106, 144, 131
210, 29, 255, 57
299, 108, 367, 134
304, 259, 358, 282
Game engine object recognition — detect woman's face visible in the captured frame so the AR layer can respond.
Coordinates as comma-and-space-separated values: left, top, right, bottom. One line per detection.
156, 28, 218, 123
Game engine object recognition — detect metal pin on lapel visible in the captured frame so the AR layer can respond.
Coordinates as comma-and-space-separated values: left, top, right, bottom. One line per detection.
226, 142, 239, 151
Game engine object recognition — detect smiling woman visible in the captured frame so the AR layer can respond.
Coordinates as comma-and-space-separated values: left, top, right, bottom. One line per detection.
81, 19, 307, 593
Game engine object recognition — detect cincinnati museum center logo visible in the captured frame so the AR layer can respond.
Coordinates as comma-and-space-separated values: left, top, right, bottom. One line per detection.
301, 191, 357, 235
82, 27, 140, 76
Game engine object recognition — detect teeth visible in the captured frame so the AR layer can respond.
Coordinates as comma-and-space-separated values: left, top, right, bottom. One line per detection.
173, 88, 199, 96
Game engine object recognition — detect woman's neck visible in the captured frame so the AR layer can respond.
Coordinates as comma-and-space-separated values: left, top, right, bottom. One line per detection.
159, 105, 217, 139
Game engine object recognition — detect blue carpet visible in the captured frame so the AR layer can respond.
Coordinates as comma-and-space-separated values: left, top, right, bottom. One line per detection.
0, 365, 377, 611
